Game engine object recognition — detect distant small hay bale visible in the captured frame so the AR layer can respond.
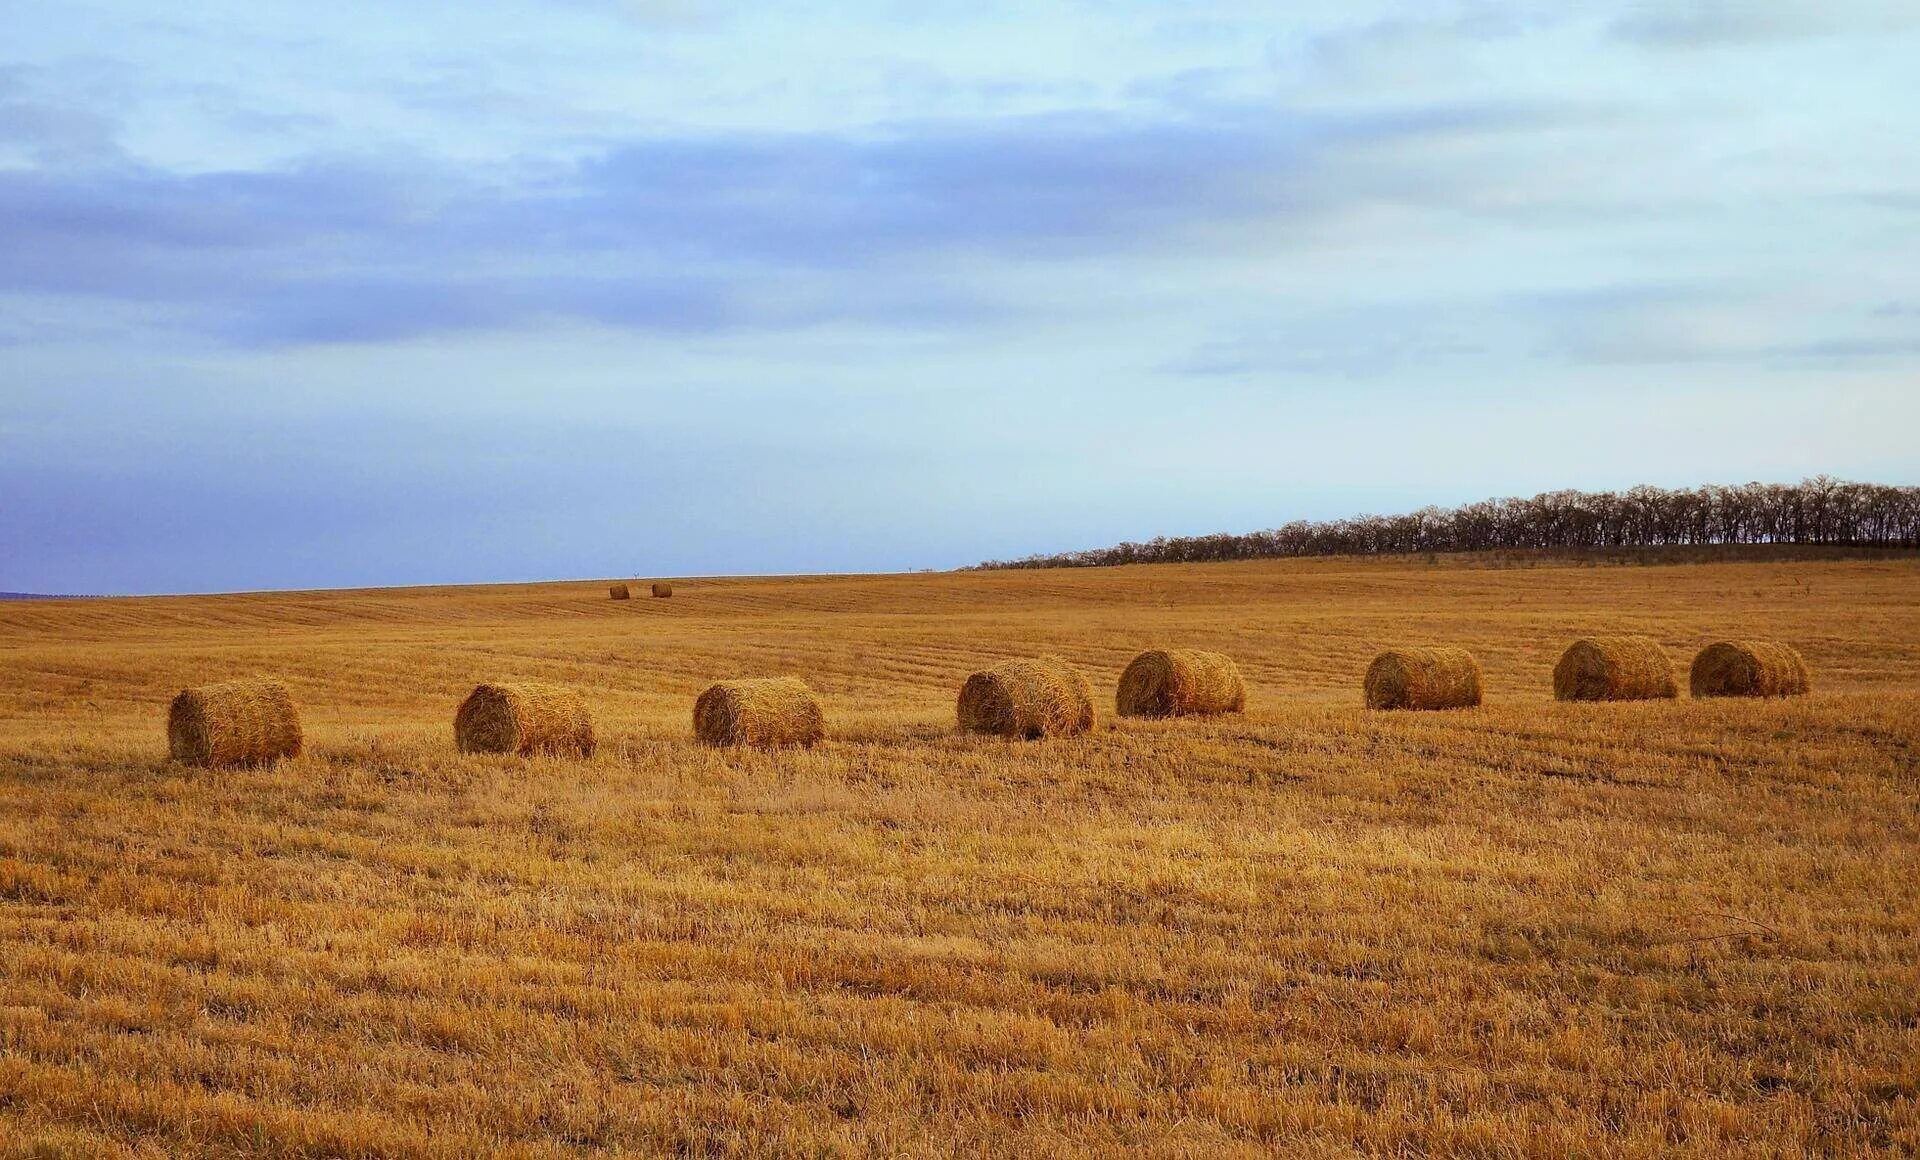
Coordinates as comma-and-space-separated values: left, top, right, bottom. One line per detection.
1364, 647, 1483, 711
957, 656, 1096, 739
1690, 641, 1811, 699
1116, 649, 1246, 718
694, 677, 824, 748
651, 582, 673, 598
609, 583, 631, 600
455, 682, 596, 757
168, 678, 302, 768
1553, 636, 1678, 702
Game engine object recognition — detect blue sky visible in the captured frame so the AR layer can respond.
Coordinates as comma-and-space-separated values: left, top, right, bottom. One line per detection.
3, 1, 1917, 593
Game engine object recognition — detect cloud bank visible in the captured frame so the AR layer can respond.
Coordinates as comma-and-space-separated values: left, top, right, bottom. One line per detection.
2, 0, 1916, 591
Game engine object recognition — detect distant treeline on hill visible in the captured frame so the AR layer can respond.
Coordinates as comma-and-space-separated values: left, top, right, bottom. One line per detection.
972, 478, 1920, 570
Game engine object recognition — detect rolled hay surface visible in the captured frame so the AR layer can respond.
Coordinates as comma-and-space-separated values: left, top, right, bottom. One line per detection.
693, 677, 824, 748
1116, 649, 1246, 718
957, 656, 1096, 739
455, 682, 595, 757
1553, 636, 1678, 702
1364, 647, 1483, 711
651, 582, 673, 598
609, 583, 631, 600
1690, 641, 1811, 699
168, 679, 302, 768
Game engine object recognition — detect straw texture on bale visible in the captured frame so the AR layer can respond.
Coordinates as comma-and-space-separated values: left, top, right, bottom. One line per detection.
693, 678, 824, 748
1116, 649, 1246, 718
957, 656, 1096, 739
1364, 647, 1483, 711
167, 678, 302, 768
609, 583, 630, 600
651, 582, 673, 598
1553, 636, 1678, 702
454, 682, 595, 756
1690, 640, 1812, 699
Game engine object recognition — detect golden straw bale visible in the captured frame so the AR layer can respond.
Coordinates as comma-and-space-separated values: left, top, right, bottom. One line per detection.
1690, 641, 1812, 698
694, 678, 824, 748
1364, 647, 1483, 711
651, 582, 673, 598
957, 656, 1096, 739
1553, 636, 1678, 702
609, 583, 631, 600
455, 682, 595, 756
1116, 649, 1246, 718
167, 678, 302, 768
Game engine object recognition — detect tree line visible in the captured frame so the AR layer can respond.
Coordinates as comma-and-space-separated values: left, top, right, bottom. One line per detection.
972, 478, 1920, 570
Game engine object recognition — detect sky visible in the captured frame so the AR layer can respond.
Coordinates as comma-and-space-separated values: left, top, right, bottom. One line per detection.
2, 1, 1917, 594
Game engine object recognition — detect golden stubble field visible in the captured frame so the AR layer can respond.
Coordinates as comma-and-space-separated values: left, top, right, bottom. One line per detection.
1, 556, 1917, 1158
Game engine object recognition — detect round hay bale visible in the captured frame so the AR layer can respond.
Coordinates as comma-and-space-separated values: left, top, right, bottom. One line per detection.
693, 677, 824, 748
1690, 641, 1811, 699
1364, 647, 1483, 711
609, 583, 631, 600
957, 656, 1096, 739
168, 678, 302, 768
651, 582, 673, 598
455, 682, 595, 756
1553, 636, 1678, 702
1116, 649, 1246, 718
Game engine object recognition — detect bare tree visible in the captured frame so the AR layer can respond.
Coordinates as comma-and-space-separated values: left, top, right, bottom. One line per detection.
973, 479, 1920, 570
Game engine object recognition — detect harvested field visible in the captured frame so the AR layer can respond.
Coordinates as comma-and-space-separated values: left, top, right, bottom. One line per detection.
0, 556, 1917, 1156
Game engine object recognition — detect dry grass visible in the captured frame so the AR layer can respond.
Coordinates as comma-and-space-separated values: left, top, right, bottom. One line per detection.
1, 556, 1917, 1156
693, 678, 824, 749
1553, 635, 1679, 702
165, 678, 302, 769
1692, 640, 1814, 699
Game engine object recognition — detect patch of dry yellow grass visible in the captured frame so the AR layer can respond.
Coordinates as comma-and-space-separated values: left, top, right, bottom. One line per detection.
1, 557, 1917, 1155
